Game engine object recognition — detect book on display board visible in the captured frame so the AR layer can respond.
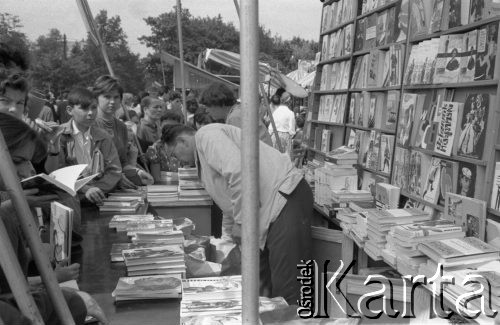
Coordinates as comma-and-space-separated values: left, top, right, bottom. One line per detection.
445, 192, 487, 240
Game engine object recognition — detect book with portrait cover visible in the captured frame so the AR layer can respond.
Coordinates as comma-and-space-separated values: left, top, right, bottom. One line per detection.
490, 162, 500, 212
383, 91, 399, 131
394, 0, 409, 43
456, 93, 489, 160
422, 157, 442, 204
392, 146, 410, 192
459, 30, 478, 83
457, 161, 477, 199
50, 202, 73, 267
447, 0, 462, 28
379, 134, 395, 174
430, 0, 445, 32
434, 101, 463, 156
408, 150, 432, 197
357, 92, 365, 126
354, 17, 366, 52
437, 159, 459, 206
366, 131, 380, 171
445, 192, 486, 240
397, 93, 417, 147
359, 130, 371, 167
475, 21, 499, 81
348, 93, 358, 125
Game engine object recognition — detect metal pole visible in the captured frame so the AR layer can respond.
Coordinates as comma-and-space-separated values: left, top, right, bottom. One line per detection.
0, 131, 75, 325
239, 0, 260, 323
158, 41, 167, 86
176, 0, 188, 124
0, 217, 44, 325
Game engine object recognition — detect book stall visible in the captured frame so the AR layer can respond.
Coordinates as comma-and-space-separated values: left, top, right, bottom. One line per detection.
304, 0, 500, 323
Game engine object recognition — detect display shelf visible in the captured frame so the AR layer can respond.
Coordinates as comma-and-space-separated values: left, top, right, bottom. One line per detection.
350, 86, 401, 92
357, 0, 399, 20
320, 19, 355, 37
308, 147, 327, 156
310, 120, 346, 127
352, 40, 405, 57
409, 15, 500, 44
410, 146, 488, 167
400, 190, 444, 212
346, 124, 396, 135
313, 89, 349, 95
403, 80, 498, 90
318, 54, 352, 66
359, 166, 390, 178
313, 203, 341, 228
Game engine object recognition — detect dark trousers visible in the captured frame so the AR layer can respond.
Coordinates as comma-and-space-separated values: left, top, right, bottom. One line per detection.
260, 178, 313, 305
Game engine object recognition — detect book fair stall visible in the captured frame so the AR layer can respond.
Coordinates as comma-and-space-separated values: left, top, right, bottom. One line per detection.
3, 0, 500, 324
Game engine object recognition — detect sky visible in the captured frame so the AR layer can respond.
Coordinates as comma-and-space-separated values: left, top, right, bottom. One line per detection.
4, 0, 322, 57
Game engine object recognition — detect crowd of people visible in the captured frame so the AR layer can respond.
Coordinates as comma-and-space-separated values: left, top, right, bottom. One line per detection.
0, 39, 311, 323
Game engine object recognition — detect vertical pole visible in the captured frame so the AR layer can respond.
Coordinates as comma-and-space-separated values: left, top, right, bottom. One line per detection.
158, 42, 167, 87
0, 217, 44, 325
176, 0, 188, 124
0, 131, 75, 325
239, 0, 260, 323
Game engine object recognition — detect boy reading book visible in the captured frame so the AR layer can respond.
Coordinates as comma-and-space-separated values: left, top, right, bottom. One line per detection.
45, 87, 121, 205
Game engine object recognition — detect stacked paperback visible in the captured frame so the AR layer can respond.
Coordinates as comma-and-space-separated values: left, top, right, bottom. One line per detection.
108, 214, 154, 232
112, 274, 182, 302
122, 244, 186, 277
178, 167, 211, 201
146, 184, 178, 203
180, 276, 243, 324
99, 190, 145, 213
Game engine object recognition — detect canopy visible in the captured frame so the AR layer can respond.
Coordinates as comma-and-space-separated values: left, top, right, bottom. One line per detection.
286, 70, 316, 89
160, 51, 239, 93
204, 48, 308, 98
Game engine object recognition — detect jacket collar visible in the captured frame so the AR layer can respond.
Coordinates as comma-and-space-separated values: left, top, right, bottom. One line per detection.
61, 119, 108, 141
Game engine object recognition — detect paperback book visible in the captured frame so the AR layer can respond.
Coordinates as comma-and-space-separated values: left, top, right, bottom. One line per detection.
445, 192, 487, 240
456, 93, 490, 160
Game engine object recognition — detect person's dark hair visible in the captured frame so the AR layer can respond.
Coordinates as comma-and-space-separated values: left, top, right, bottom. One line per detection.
0, 43, 30, 96
67, 87, 95, 110
0, 112, 46, 162
270, 94, 281, 105
161, 110, 182, 124
0, 42, 30, 71
168, 90, 182, 101
296, 115, 305, 128
128, 110, 138, 119
186, 98, 199, 114
194, 112, 215, 128
92, 75, 124, 99
161, 124, 195, 145
199, 83, 236, 108
140, 96, 154, 110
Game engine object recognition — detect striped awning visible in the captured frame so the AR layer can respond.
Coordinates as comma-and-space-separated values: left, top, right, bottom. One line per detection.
205, 49, 308, 98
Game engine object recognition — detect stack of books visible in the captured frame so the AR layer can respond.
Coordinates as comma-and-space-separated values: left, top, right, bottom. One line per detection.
146, 184, 179, 203
108, 214, 155, 232
110, 242, 161, 262
325, 146, 358, 165
131, 229, 185, 245
331, 189, 373, 208
364, 208, 432, 260
126, 219, 174, 237
375, 183, 400, 209
112, 274, 182, 302
178, 167, 211, 201
180, 276, 243, 324
122, 244, 186, 277
99, 196, 143, 213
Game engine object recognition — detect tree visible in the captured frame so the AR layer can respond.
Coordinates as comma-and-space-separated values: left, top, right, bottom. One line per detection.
0, 13, 30, 62
81, 10, 145, 94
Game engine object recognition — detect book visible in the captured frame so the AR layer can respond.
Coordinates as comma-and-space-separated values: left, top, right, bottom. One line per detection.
408, 150, 432, 197
384, 91, 399, 131
375, 183, 400, 209
394, 0, 409, 43
434, 101, 463, 156
490, 162, 500, 212
458, 30, 478, 82
397, 93, 417, 147
378, 134, 394, 174
376, 10, 387, 46
21, 164, 98, 196
475, 22, 499, 81
122, 245, 184, 266
445, 193, 487, 240
434, 34, 463, 83
182, 276, 242, 301
392, 146, 410, 192
50, 202, 73, 267
110, 242, 164, 262
418, 237, 499, 266
422, 157, 442, 204
409, 0, 433, 39
457, 161, 476, 198
456, 93, 490, 160
112, 274, 182, 301
430, 0, 445, 32
436, 159, 459, 206
448, 0, 462, 28
109, 214, 155, 231
393, 219, 463, 239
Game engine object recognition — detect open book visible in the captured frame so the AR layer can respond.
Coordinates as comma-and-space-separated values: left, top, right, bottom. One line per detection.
21, 164, 98, 196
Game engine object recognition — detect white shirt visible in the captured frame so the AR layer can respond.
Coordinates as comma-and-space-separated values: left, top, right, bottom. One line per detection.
72, 120, 92, 165
269, 104, 296, 136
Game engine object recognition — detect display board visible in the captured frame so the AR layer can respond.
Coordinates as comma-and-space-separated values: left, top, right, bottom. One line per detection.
307, 0, 500, 220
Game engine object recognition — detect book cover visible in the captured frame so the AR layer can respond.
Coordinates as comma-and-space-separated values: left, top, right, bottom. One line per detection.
394, 0, 409, 43
50, 202, 73, 267
392, 146, 410, 192
470, 0, 485, 22
357, 92, 365, 126
112, 274, 182, 300
430, 0, 445, 32
409, 0, 433, 39
434, 34, 463, 83
437, 159, 459, 206
21, 164, 98, 197
456, 93, 489, 159
434, 101, 463, 156
321, 4, 330, 32
182, 276, 242, 300
386, 7, 397, 44
394, 220, 463, 238
422, 157, 442, 204
366, 131, 380, 170
376, 11, 387, 46
475, 22, 499, 81
321, 36, 329, 62
384, 91, 399, 131
459, 30, 478, 83
365, 14, 377, 50
122, 245, 184, 265
379, 134, 394, 174
448, 0, 462, 28
457, 161, 476, 198
348, 94, 357, 125
490, 162, 500, 212
367, 94, 377, 128
354, 18, 366, 52
397, 93, 417, 147
359, 131, 371, 167
419, 237, 499, 261
445, 192, 487, 240
408, 150, 432, 197
409, 94, 427, 146
344, 24, 353, 55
